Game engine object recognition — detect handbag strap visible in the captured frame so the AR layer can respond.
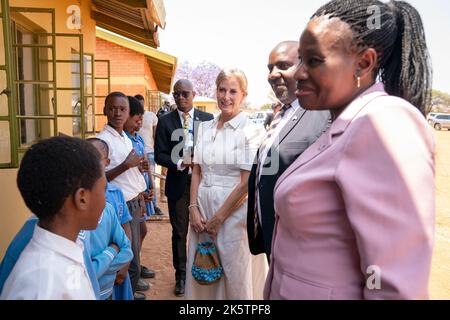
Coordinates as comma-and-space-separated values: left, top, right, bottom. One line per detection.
198, 231, 214, 244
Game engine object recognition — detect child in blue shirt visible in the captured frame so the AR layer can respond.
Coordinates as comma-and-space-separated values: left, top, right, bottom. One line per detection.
90, 202, 133, 300
124, 96, 156, 283
125, 97, 155, 220
87, 138, 134, 300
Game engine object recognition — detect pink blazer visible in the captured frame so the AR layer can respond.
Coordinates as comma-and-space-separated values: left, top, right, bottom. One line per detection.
264, 83, 435, 300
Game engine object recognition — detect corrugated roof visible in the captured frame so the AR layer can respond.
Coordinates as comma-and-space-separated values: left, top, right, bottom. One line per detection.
91, 0, 166, 48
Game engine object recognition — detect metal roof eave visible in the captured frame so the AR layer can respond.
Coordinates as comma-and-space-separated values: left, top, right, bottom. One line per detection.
96, 28, 177, 94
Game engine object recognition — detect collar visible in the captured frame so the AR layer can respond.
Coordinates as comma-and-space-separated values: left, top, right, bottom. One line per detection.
33, 224, 85, 265
287, 99, 301, 112
330, 82, 387, 136
177, 107, 195, 119
106, 182, 119, 193
104, 124, 125, 138
213, 111, 247, 129
125, 131, 140, 142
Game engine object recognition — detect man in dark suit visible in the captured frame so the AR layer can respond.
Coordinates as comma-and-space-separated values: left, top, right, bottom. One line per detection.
247, 41, 330, 260
155, 79, 213, 297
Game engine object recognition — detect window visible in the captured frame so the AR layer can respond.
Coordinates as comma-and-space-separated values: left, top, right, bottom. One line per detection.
146, 90, 161, 113
0, 6, 100, 168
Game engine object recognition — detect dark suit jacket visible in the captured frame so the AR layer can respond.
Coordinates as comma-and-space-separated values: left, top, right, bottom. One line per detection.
247, 107, 330, 256
154, 108, 213, 201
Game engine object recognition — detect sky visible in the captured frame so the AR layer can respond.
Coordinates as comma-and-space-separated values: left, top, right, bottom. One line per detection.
159, 0, 450, 106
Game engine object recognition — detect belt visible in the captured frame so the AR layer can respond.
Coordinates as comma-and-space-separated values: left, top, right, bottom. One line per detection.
201, 174, 240, 188
126, 195, 140, 204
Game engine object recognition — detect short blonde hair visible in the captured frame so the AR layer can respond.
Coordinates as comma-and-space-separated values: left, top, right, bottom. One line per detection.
215, 68, 248, 96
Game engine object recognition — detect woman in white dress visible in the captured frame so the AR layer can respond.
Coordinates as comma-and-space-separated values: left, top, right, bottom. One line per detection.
185, 69, 268, 300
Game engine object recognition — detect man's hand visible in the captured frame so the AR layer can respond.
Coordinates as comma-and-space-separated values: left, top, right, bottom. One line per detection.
124, 149, 144, 169
180, 161, 194, 170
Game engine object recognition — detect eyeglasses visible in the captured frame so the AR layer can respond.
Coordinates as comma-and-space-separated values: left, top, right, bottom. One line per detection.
172, 91, 191, 99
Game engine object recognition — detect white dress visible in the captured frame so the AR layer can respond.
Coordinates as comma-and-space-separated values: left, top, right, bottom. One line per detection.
185, 112, 268, 300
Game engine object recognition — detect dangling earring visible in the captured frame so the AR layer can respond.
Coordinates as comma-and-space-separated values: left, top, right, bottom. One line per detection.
357, 76, 361, 89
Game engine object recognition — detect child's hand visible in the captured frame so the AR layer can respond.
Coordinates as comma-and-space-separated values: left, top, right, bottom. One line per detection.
124, 149, 144, 169
139, 159, 150, 173
115, 265, 129, 285
109, 243, 119, 253
138, 195, 146, 217
140, 191, 154, 203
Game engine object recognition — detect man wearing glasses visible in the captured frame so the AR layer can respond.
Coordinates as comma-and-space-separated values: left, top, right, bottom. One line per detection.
154, 79, 213, 297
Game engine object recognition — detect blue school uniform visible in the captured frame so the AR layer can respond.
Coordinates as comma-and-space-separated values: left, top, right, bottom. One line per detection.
90, 202, 133, 300
0, 216, 100, 299
125, 131, 154, 218
105, 182, 134, 300
106, 182, 133, 225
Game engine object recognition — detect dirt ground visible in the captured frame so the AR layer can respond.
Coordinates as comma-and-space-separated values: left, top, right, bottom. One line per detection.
141, 130, 450, 300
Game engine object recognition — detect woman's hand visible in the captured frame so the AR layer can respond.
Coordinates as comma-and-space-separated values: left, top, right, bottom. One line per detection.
205, 214, 225, 240
189, 206, 206, 233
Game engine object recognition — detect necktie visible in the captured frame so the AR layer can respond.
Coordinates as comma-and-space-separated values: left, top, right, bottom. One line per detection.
253, 104, 291, 239
182, 112, 190, 146
182, 113, 192, 164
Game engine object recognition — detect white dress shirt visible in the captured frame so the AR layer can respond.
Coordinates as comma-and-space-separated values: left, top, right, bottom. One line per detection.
140, 111, 158, 153
0, 225, 95, 300
97, 125, 147, 202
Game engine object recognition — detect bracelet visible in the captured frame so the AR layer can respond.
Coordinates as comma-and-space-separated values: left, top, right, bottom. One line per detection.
188, 204, 199, 209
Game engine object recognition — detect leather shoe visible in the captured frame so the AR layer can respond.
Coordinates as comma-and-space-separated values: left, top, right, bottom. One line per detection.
136, 278, 150, 292
154, 206, 165, 216
134, 292, 146, 300
141, 265, 155, 278
174, 279, 185, 297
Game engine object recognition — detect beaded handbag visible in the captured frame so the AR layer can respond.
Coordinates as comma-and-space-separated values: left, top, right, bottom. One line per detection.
191, 235, 223, 285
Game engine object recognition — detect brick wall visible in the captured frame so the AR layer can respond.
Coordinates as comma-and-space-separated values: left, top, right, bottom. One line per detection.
95, 37, 159, 130
96, 38, 146, 77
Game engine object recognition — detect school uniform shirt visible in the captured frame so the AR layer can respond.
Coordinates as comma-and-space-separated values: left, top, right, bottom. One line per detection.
104, 184, 134, 300
0, 224, 95, 300
105, 183, 133, 225
97, 125, 146, 202
140, 111, 158, 153
0, 217, 100, 299
89, 202, 133, 300
125, 131, 153, 217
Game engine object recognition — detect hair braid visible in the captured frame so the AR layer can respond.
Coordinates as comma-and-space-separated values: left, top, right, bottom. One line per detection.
312, 0, 432, 115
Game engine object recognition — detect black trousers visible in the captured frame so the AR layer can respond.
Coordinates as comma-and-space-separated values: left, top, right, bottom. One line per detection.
167, 180, 190, 281
126, 197, 142, 293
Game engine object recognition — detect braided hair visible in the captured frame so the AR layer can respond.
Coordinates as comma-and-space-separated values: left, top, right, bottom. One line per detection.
313, 0, 432, 115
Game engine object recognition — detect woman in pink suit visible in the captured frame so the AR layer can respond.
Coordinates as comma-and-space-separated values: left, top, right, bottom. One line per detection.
265, 0, 435, 300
